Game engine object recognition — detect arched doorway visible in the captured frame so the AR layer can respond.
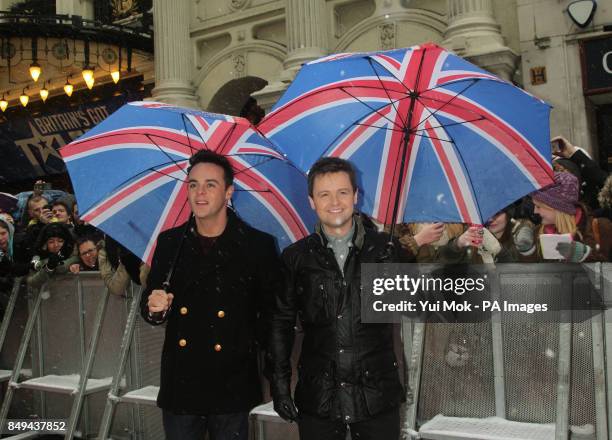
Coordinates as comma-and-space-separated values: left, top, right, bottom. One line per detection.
207, 76, 268, 120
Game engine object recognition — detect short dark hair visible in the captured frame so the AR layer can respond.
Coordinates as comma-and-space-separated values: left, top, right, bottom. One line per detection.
187, 150, 234, 188
308, 157, 357, 196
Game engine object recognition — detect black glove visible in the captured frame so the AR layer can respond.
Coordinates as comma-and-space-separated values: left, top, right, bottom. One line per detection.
273, 394, 298, 422
46, 253, 62, 271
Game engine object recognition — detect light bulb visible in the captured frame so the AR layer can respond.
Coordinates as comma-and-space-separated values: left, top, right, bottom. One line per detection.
29, 62, 41, 82
40, 87, 49, 102
64, 81, 74, 97
0, 98, 7, 112
82, 68, 94, 82
111, 70, 120, 84
19, 92, 29, 107
85, 76, 95, 89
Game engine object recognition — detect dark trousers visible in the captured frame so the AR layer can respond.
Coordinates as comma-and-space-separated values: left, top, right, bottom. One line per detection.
298, 408, 400, 440
162, 409, 249, 440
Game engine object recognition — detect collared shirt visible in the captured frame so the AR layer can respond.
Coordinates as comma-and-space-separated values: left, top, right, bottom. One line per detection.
323, 221, 355, 275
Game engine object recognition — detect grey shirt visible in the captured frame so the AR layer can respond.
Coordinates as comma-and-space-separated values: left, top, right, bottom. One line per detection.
323, 221, 355, 275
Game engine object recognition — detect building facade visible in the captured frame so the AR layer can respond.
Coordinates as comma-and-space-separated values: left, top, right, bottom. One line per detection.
156, 0, 610, 170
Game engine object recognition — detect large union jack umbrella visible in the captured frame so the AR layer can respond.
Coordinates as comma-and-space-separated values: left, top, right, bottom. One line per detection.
60, 102, 316, 264
259, 43, 554, 227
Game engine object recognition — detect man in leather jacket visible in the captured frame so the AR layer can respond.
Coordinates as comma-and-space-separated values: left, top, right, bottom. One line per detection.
267, 157, 411, 440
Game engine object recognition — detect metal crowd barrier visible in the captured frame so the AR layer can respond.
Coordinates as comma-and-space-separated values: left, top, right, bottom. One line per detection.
0, 273, 164, 440
0, 264, 610, 440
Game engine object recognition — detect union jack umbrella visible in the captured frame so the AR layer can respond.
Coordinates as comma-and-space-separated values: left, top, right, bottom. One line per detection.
259, 43, 554, 228
60, 101, 316, 265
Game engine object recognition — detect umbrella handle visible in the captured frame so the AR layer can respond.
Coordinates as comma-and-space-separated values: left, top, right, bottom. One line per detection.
148, 283, 172, 322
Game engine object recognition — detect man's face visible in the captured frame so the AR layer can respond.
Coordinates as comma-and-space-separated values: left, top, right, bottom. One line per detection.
78, 241, 98, 268
187, 162, 234, 222
309, 171, 357, 235
0, 226, 8, 252
46, 237, 65, 254
29, 199, 47, 221
52, 204, 70, 223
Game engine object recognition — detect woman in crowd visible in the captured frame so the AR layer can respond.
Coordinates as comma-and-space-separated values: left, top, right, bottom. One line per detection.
27, 223, 79, 289
530, 171, 605, 262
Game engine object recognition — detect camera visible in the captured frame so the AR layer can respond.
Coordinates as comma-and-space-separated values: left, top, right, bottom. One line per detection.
551, 139, 564, 154
30, 255, 43, 271
33, 182, 52, 192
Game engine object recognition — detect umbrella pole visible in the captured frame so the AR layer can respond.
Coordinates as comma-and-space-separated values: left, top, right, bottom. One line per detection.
387, 92, 418, 247
149, 216, 193, 321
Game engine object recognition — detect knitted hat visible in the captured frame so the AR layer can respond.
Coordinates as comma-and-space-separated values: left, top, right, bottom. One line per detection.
552, 158, 581, 181
531, 172, 579, 215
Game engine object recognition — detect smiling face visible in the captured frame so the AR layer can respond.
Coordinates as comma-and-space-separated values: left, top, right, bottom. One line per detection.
309, 171, 357, 237
532, 198, 557, 225
78, 240, 98, 268
187, 162, 234, 224
46, 237, 65, 254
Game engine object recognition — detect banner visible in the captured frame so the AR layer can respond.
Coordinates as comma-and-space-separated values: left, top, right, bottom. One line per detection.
0, 79, 143, 184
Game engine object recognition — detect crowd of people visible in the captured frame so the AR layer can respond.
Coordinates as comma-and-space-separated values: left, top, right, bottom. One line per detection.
0, 134, 610, 296
396, 135, 612, 264
0, 184, 147, 294
0, 135, 610, 440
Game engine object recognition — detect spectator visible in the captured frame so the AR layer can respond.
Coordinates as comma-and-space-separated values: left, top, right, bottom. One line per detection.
530, 172, 605, 262
69, 236, 99, 274
51, 200, 73, 225
552, 136, 609, 210
27, 223, 78, 289
397, 223, 463, 262
98, 237, 149, 295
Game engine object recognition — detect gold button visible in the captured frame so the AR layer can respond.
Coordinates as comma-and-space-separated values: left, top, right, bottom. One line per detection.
179, 339, 187, 347
214, 344, 222, 352
217, 310, 225, 318
180, 307, 188, 315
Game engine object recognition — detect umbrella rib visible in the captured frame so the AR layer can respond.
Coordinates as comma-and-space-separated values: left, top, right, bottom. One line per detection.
231, 156, 276, 177
418, 77, 483, 96
411, 79, 481, 131
338, 87, 405, 131
82, 161, 187, 218
145, 134, 189, 176
412, 117, 486, 132
413, 95, 485, 222
411, 132, 455, 144
180, 114, 197, 156
367, 57, 409, 128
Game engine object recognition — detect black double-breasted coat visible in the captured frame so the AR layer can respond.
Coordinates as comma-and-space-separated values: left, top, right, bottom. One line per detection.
140, 210, 282, 414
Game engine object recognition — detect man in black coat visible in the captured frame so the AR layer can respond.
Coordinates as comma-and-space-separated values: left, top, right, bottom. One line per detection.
140, 150, 281, 440
267, 157, 410, 440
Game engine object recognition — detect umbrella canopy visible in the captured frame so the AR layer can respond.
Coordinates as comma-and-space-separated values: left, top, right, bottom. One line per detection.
0, 192, 18, 214
60, 101, 316, 264
259, 43, 554, 225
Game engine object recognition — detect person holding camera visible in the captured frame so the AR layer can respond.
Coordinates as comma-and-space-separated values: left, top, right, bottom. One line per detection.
551, 136, 609, 210
27, 223, 79, 289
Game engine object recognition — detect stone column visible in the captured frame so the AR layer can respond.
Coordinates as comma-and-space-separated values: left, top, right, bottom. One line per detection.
151, 0, 199, 108
253, 0, 328, 112
283, 0, 327, 72
443, 0, 518, 81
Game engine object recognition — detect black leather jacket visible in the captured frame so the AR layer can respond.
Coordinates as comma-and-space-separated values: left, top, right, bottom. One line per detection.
267, 215, 412, 423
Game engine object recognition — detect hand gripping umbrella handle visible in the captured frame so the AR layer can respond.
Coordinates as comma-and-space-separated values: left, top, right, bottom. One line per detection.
148, 217, 193, 322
